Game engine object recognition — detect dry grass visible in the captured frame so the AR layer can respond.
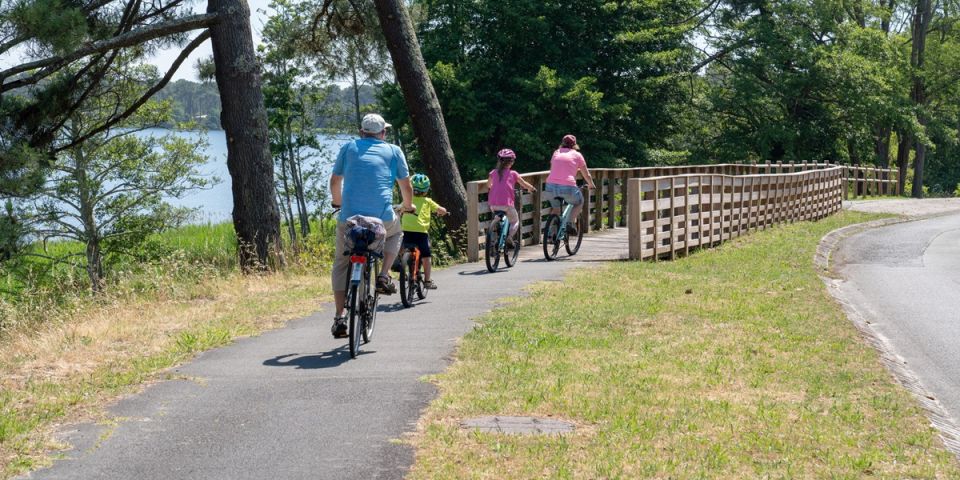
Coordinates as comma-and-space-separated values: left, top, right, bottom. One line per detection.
0, 271, 328, 478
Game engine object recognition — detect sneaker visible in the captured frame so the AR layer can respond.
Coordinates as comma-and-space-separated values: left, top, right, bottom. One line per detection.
566, 224, 578, 236
423, 279, 437, 290
376, 274, 397, 295
505, 237, 515, 248
331, 316, 347, 338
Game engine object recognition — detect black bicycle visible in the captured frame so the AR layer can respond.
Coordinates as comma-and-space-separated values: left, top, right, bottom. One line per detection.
344, 227, 381, 358
542, 196, 584, 260
485, 210, 521, 272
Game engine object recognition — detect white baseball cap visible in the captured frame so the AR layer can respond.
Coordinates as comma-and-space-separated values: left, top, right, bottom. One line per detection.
361, 113, 392, 134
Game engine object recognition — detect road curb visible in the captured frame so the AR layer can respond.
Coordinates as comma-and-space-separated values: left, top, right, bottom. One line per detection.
816, 216, 960, 461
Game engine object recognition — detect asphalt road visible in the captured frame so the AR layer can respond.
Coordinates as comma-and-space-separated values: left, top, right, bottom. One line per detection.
20, 229, 629, 480
834, 212, 960, 424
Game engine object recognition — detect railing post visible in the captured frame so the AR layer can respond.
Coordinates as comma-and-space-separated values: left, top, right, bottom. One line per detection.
594, 170, 604, 231
628, 178, 641, 260
669, 177, 677, 260
580, 185, 591, 235
531, 175, 542, 245
467, 182, 479, 262
607, 173, 617, 228
653, 179, 660, 261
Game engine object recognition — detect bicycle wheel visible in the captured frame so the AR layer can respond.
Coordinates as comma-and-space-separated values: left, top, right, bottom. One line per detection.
415, 257, 427, 300
485, 226, 500, 272
505, 224, 521, 267
542, 215, 561, 260
565, 215, 584, 256
363, 260, 379, 343
348, 280, 361, 358
399, 251, 412, 308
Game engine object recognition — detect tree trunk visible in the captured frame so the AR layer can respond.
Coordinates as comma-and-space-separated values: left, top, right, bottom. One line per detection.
912, 140, 926, 198
848, 139, 863, 196
278, 144, 298, 248
896, 131, 911, 195
909, 0, 932, 199
372, 0, 468, 251
351, 56, 362, 131
86, 238, 104, 293
290, 148, 310, 237
208, 0, 284, 270
875, 127, 891, 168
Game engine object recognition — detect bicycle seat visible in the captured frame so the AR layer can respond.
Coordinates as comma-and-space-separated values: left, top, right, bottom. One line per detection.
553, 197, 565, 201
492, 210, 508, 216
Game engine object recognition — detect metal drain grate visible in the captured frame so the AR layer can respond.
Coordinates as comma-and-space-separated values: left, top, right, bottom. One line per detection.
460, 416, 575, 435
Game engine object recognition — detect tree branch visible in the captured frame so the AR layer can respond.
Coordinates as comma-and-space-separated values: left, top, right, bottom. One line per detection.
53, 30, 212, 154
689, 43, 738, 73
0, 12, 218, 90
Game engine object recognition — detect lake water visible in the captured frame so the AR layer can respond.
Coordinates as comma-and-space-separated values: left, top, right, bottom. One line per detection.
139, 128, 351, 224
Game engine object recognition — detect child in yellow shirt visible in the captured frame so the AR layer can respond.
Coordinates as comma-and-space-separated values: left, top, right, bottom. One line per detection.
401, 173, 447, 288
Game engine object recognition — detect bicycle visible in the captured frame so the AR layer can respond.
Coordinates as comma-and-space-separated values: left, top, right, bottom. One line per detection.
343, 227, 381, 359
485, 209, 521, 272
397, 243, 427, 308
542, 194, 584, 261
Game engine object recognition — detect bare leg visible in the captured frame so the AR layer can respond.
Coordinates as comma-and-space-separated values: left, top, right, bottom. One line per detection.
570, 203, 583, 223
423, 257, 432, 281
382, 249, 397, 279
334, 290, 345, 317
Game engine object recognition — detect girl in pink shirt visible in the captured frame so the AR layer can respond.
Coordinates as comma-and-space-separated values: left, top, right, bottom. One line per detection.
487, 148, 537, 240
545, 134, 595, 227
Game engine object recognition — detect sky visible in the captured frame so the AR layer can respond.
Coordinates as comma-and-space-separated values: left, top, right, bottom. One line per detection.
147, 0, 274, 82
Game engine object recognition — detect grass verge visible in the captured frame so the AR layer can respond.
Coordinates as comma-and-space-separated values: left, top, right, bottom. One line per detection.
408, 211, 960, 479
0, 270, 329, 479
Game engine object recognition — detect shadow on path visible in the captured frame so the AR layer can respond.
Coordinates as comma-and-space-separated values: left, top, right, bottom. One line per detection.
263, 347, 376, 370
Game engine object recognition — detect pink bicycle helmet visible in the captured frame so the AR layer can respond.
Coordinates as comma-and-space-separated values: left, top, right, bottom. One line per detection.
497, 148, 516, 159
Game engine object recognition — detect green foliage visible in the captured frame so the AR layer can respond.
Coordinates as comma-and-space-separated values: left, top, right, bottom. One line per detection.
8, 0, 89, 54
383, 0, 700, 180
680, 2, 910, 164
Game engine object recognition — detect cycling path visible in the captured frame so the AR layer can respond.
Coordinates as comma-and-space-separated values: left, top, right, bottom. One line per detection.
830, 199, 960, 452
21, 229, 629, 480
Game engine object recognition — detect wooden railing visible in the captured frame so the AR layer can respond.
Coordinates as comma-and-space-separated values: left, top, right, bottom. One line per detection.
465, 162, 896, 262
843, 165, 900, 198
626, 167, 844, 261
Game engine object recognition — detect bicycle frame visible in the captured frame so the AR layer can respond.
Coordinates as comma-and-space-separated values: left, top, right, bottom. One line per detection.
555, 202, 574, 241
496, 212, 510, 249
408, 246, 422, 280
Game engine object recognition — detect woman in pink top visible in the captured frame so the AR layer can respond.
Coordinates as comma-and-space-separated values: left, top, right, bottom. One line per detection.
545, 134, 595, 231
487, 148, 537, 241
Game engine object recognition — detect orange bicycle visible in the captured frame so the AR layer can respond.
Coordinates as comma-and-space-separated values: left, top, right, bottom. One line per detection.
397, 243, 427, 308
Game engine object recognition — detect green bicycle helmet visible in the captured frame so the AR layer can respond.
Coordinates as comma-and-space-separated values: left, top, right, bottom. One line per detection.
411, 173, 431, 193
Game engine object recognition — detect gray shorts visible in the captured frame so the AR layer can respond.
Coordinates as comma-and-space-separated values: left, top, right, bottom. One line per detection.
545, 183, 584, 208
332, 217, 401, 292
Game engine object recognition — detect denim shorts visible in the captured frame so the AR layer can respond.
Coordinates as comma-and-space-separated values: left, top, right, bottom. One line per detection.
545, 183, 583, 208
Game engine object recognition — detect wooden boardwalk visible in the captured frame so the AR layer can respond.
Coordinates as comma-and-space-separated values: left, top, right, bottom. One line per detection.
511, 227, 631, 263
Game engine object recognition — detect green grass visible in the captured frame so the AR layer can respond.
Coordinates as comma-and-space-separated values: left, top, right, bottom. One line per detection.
409, 211, 960, 479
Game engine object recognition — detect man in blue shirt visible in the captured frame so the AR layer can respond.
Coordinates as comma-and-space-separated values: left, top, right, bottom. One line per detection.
329, 113, 414, 338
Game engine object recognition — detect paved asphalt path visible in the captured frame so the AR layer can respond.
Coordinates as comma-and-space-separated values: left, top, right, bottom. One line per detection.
22, 229, 628, 480
834, 212, 960, 425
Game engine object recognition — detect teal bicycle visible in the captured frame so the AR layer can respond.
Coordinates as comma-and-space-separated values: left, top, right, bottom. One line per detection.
542, 196, 584, 260
485, 209, 521, 272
